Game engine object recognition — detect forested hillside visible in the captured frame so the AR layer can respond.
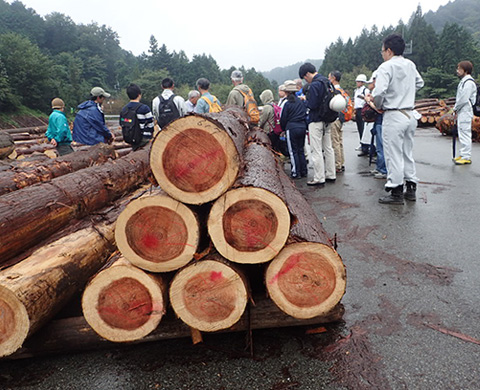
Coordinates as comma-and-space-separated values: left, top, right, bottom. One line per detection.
0, 0, 272, 115
424, 0, 480, 40
318, 5, 480, 99
261, 60, 323, 84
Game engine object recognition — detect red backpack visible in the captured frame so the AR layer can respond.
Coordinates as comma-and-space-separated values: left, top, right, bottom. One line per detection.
270, 103, 283, 135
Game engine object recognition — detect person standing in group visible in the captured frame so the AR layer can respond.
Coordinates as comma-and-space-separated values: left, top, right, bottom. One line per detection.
226, 70, 259, 124
278, 84, 288, 109
368, 33, 424, 204
119, 83, 155, 150
365, 72, 387, 180
46, 98, 74, 156
185, 90, 200, 113
152, 78, 187, 129
194, 78, 222, 114
453, 60, 476, 165
299, 62, 336, 187
328, 70, 348, 173
354, 74, 370, 156
72, 87, 115, 145
280, 80, 308, 180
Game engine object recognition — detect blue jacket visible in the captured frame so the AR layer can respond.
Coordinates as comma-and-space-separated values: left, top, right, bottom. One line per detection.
306, 74, 328, 123
46, 110, 72, 145
72, 100, 112, 145
280, 96, 307, 131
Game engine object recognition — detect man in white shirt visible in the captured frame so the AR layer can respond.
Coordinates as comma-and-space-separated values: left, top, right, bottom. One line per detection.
368, 34, 424, 205
453, 60, 477, 165
185, 90, 200, 113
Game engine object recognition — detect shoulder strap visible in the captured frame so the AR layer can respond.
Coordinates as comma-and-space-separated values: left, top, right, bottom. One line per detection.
201, 95, 213, 107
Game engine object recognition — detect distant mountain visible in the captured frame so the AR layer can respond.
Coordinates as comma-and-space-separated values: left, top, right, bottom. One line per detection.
424, 0, 480, 40
261, 59, 323, 84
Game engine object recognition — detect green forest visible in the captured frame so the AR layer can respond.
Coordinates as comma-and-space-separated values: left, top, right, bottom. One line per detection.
0, 1, 479, 119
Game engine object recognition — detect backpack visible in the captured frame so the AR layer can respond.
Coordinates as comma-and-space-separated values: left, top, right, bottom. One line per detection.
237, 87, 260, 124
156, 95, 180, 128
315, 76, 339, 123
119, 103, 143, 146
337, 87, 354, 122
270, 103, 283, 135
201, 95, 222, 113
361, 102, 380, 123
465, 78, 480, 116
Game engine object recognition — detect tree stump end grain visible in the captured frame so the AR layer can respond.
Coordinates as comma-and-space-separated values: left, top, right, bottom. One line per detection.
208, 187, 290, 264
115, 194, 199, 272
169, 260, 248, 332
82, 262, 166, 343
150, 115, 240, 205
266, 242, 346, 319
0, 287, 29, 357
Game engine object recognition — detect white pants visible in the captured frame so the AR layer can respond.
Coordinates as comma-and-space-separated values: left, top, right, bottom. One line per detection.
457, 110, 472, 160
382, 110, 418, 188
308, 121, 335, 183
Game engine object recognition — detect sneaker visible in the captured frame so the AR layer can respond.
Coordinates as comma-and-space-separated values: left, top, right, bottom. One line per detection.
357, 151, 369, 157
374, 172, 387, 179
307, 180, 325, 187
355, 145, 362, 151
370, 169, 380, 175
453, 156, 461, 161
326, 178, 336, 183
454, 158, 472, 165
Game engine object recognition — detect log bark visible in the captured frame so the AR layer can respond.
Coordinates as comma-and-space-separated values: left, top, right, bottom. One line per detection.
149, 109, 247, 205
82, 254, 167, 343
115, 187, 200, 272
0, 186, 149, 357
7, 299, 344, 359
263, 160, 346, 319
208, 141, 290, 264
0, 143, 116, 195
0, 147, 151, 264
169, 257, 248, 332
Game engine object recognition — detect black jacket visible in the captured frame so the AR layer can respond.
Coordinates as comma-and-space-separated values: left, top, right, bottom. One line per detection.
280, 96, 307, 131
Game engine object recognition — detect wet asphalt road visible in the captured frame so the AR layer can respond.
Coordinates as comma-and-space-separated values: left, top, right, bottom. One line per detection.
0, 122, 479, 390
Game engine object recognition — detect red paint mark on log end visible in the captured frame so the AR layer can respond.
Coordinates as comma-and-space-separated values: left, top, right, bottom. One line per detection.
210, 271, 223, 281
268, 254, 302, 285
142, 234, 159, 249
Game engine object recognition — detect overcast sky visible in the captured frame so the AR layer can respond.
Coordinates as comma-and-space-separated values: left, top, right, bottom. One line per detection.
15, 0, 451, 71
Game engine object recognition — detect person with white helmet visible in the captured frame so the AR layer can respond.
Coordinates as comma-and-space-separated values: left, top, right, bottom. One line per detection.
354, 74, 370, 156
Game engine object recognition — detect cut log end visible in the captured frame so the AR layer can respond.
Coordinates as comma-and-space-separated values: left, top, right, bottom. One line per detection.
82, 262, 166, 343
115, 194, 199, 272
0, 287, 29, 357
169, 260, 248, 332
208, 187, 290, 264
150, 116, 240, 204
266, 243, 346, 319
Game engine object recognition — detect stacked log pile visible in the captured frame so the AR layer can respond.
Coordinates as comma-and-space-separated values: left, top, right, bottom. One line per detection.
415, 98, 480, 141
0, 109, 346, 358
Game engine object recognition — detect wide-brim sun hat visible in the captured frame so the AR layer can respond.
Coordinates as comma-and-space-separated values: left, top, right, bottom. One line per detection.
283, 80, 298, 92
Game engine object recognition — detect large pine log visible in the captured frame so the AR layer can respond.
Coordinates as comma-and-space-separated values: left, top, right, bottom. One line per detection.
264, 160, 346, 319
149, 109, 247, 205
115, 187, 200, 272
0, 147, 151, 264
0, 143, 116, 195
0, 186, 149, 357
169, 257, 248, 332
208, 141, 290, 264
82, 254, 167, 343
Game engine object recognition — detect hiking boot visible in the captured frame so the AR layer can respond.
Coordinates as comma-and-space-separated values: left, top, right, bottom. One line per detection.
379, 185, 404, 205
405, 181, 417, 201
454, 158, 472, 165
